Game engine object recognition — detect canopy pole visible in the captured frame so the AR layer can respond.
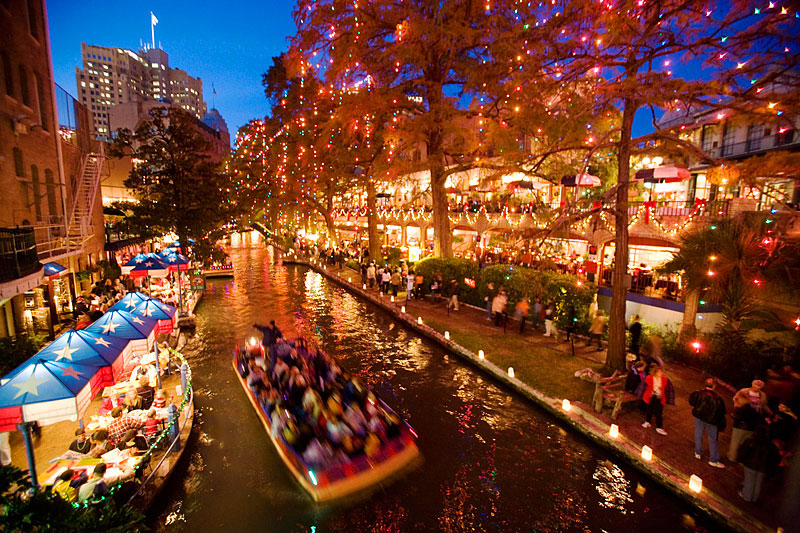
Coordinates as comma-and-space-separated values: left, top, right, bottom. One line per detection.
17, 423, 38, 490
154, 341, 163, 389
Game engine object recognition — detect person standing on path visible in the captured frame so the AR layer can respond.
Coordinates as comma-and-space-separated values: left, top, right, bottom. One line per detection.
406, 270, 415, 300
515, 297, 530, 334
734, 380, 772, 418
586, 311, 607, 351
531, 298, 542, 331
628, 315, 642, 360
738, 425, 780, 503
543, 299, 555, 337
485, 283, 496, 321
366, 263, 376, 289
689, 378, 728, 468
390, 269, 401, 297
641, 366, 674, 435
492, 289, 508, 327
415, 272, 425, 299
728, 394, 761, 462
360, 262, 368, 286
381, 268, 391, 294
446, 279, 460, 311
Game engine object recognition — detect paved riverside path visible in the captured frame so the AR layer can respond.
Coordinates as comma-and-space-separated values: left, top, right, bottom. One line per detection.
301, 260, 790, 533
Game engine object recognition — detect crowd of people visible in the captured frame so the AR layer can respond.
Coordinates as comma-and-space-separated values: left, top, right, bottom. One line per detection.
236, 332, 408, 472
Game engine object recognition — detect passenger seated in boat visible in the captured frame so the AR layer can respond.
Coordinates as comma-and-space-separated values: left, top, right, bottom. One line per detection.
344, 404, 368, 438
303, 437, 334, 469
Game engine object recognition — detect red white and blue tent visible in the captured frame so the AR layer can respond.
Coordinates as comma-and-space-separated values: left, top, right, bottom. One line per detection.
131, 298, 177, 334
84, 309, 158, 359
110, 291, 149, 313
159, 250, 190, 272
33, 329, 130, 382
128, 253, 169, 279
0, 359, 107, 431
120, 254, 149, 275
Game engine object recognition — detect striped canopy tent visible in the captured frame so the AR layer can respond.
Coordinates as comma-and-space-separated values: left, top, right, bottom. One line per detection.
84, 309, 158, 360
561, 173, 601, 187
42, 262, 67, 280
109, 291, 149, 313
131, 298, 177, 334
159, 250, 190, 272
120, 254, 149, 275
0, 359, 107, 432
32, 329, 131, 382
634, 165, 691, 183
128, 253, 169, 279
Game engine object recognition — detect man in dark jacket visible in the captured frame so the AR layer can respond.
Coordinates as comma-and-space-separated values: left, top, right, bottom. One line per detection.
254, 321, 283, 346
689, 378, 727, 468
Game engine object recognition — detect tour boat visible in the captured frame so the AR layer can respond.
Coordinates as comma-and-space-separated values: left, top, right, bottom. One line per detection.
203, 263, 234, 277
232, 339, 419, 502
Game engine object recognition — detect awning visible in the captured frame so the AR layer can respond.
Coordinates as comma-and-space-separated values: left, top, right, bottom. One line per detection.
561, 174, 601, 187
634, 165, 691, 183
43, 262, 67, 280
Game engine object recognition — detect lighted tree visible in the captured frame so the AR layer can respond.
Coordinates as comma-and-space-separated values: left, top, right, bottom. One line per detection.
110, 107, 236, 262
291, 0, 558, 258
517, 0, 800, 370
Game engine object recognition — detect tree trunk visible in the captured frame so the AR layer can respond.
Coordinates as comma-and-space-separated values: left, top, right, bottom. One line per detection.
366, 179, 381, 261
323, 193, 336, 242
605, 99, 636, 372
679, 289, 699, 340
426, 76, 452, 258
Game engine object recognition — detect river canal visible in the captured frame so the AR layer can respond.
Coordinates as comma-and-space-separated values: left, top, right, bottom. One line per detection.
153, 244, 714, 532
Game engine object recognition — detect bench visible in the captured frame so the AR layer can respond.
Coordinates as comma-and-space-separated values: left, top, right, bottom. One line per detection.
592, 371, 641, 419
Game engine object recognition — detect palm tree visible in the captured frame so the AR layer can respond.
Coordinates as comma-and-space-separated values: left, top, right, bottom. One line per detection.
661, 216, 773, 336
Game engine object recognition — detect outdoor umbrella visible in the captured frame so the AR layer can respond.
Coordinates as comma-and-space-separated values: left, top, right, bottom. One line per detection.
85, 309, 158, 359
131, 298, 177, 334
561, 173, 601, 187
634, 165, 691, 183
120, 254, 149, 275
43, 262, 67, 280
0, 358, 105, 432
110, 291, 149, 312
128, 253, 169, 278
32, 329, 130, 383
159, 250, 190, 272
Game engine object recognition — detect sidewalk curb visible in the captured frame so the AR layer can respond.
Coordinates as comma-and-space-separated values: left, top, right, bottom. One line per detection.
286, 256, 770, 533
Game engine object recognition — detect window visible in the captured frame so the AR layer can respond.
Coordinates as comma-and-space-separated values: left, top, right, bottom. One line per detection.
721, 122, 735, 157
31, 165, 42, 221
775, 128, 795, 147
27, 0, 39, 39
35, 72, 48, 131
746, 124, 762, 152
45, 169, 57, 218
18, 65, 30, 107
13, 148, 24, 177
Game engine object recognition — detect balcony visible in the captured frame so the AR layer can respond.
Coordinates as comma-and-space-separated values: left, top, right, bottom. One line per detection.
700, 130, 798, 162
0, 228, 42, 283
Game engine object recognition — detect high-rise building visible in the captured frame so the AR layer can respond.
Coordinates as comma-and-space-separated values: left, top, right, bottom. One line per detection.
75, 43, 206, 138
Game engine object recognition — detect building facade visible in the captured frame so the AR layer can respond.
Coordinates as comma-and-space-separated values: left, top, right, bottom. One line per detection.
75, 43, 205, 139
1, 0, 106, 342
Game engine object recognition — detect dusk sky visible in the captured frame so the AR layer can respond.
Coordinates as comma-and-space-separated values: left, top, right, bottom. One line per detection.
47, 1, 297, 145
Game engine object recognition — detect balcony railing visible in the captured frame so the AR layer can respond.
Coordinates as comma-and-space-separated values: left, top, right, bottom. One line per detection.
0, 228, 42, 283
701, 130, 798, 161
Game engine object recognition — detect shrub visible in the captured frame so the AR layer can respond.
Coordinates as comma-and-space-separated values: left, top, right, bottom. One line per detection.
413, 257, 481, 304
0, 333, 48, 377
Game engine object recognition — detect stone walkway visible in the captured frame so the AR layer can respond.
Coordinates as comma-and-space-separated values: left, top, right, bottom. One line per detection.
301, 260, 791, 533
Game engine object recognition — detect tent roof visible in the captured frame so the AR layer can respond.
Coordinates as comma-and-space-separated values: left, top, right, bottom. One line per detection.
0, 359, 98, 407
109, 292, 149, 312
85, 309, 158, 340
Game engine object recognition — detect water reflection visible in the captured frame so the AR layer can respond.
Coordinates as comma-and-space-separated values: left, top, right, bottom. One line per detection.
155, 245, 711, 532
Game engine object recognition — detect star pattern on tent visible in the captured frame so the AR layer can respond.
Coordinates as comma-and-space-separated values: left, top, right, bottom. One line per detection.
92, 336, 112, 347
144, 261, 153, 267
168, 257, 177, 263
125, 300, 137, 309
13, 373, 47, 399
130, 316, 145, 325
101, 321, 120, 334
135, 257, 144, 263
54, 343, 79, 361
139, 307, 154, 317
60, 366, 83, 380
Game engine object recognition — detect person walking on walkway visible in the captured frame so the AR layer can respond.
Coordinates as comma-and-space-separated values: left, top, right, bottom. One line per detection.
492, 289, 508, 327
446, 279, 460, 311
515, 297, 530, 334
406, 270, 415, 300
734, 380, 772, 418
415, 272, 425, 299
587, 311, 607, 351
531, 298, 542, 331
641, 366, 674, 435
543, 299, 555, 337
628, 315, 642, 360
689, 378, 728, 468
728, 393, 761, 462
738, 425, 780, 503
360, 262, 368, 286
366, 263, 376, 289
485, 283, 496, 321
381, 268, 391, 294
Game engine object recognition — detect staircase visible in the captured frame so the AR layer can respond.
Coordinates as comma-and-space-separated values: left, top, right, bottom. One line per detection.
66, 143, 105, 248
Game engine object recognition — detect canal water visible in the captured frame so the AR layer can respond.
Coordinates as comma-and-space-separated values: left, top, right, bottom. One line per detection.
154, 245, 714, 532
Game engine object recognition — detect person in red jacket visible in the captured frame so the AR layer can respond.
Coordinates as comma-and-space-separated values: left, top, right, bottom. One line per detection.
642, 366, 672, 435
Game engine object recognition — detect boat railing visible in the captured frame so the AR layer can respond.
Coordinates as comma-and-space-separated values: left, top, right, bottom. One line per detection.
125, 349, 194, 505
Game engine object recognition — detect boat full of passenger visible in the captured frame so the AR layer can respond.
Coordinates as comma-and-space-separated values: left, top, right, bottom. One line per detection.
232, 337, 419, 502
203, 262, 234, 277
